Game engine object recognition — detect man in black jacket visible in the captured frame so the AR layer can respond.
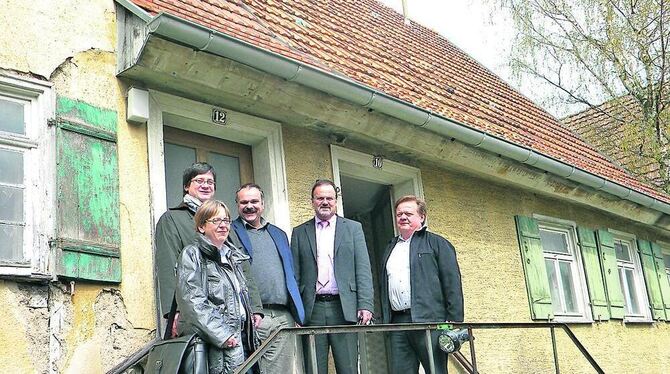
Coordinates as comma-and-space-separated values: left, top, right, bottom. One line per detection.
154, 162, 261, 337
380, 195, 464, 374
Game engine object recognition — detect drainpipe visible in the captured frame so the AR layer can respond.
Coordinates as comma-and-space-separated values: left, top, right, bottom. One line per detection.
123, 10, 670, 216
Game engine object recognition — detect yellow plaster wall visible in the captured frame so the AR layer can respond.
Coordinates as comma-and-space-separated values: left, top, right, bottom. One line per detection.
0, 0, 116, 78
50, 41, 154, 374
0, 0, 154, 371
283, 125, 334, 226
0, 282, 36, 373
51, 44, 154, 337
282, 126, 670, 373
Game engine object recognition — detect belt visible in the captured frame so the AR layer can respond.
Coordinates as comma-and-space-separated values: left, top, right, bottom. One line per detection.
315, 294, 340, 302
392, 308, 411, 315
263, 303, 287, 310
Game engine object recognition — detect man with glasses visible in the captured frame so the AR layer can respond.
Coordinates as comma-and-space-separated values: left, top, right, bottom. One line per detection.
155, 162, 261, 338
291, 179, 374, 374
229, 183, 305, 373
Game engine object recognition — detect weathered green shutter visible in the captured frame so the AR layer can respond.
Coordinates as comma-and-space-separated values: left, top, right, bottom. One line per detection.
651, 243, 670, 319
53, 97, 121, 283
576, 227, 610, 320
515, 216, 553, 320
595, 230, 625, 319
638, 240, 666, 320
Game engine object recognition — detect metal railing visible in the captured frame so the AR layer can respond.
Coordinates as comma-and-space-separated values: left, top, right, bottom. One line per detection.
109, 321, 604, 374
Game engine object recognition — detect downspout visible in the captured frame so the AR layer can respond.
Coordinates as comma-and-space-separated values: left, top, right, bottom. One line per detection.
127, 11, 670, 215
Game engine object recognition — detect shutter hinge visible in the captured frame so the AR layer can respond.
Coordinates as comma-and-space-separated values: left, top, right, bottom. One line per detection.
47, 118, 58, 127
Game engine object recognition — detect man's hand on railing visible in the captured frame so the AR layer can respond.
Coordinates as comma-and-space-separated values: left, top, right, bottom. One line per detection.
357, 309, 373, 325
253, 313, 263, 329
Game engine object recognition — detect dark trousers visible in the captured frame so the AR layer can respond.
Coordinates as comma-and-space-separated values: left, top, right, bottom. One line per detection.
389, 311, 447, 374
303, 298, 358, 374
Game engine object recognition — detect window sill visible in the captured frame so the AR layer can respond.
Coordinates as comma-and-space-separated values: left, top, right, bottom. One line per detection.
551, 317, 593, 324
622, 318, 654, 324
0, 272, 52, 284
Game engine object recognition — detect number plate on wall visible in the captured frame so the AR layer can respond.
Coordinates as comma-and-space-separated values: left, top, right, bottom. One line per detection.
212, 108, 227, 125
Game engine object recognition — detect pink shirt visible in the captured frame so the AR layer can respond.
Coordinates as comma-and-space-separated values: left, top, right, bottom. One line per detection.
315, 215, 338, 295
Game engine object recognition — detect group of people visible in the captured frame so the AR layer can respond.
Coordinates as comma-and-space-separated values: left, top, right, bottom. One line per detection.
154, 162, 464, 374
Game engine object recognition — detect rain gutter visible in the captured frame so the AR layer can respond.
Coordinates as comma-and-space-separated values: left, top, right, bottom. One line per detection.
121, 9, 670, 216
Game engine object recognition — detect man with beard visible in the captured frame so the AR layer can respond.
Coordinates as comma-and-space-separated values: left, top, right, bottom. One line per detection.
291, 179, 374, 374
229, 183, 305, 374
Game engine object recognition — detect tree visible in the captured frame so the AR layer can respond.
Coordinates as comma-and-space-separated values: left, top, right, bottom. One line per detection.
499, 0, 670, 191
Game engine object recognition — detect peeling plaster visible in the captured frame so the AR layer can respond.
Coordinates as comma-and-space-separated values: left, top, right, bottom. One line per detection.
0, 0, 116, 78
0, 282, 50, 373
50, 285, 153, 373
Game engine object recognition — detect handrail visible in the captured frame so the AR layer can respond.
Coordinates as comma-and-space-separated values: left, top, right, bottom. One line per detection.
235, 322, 604, 374
107, 322, 604, 374
107, 337, 159, 374
452, 351, 477, 374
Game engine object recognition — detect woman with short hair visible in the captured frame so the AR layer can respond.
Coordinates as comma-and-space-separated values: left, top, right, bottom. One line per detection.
176, 199, 255, 373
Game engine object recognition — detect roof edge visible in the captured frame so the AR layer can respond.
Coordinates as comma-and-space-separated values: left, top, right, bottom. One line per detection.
139, 12, 670, 216
116, 0, 153, 22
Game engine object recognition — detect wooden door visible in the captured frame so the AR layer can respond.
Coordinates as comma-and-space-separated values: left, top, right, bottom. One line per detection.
163, 126, 253, 211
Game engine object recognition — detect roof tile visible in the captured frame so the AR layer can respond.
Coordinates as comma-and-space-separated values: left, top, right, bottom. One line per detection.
129, 0, 670, 203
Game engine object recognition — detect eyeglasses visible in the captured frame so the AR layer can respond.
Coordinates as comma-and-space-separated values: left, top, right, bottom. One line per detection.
206, 217, 231, 226
191, 178, 216, 186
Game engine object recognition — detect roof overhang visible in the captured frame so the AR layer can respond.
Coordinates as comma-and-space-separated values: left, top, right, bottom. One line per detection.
115, 4, 670, 231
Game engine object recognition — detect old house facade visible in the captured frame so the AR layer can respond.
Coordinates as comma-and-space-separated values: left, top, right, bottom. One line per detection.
1, 0, 669, 373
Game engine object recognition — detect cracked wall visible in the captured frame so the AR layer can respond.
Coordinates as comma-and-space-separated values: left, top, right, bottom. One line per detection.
1, 0, 155, 372
0, 0, 115, 78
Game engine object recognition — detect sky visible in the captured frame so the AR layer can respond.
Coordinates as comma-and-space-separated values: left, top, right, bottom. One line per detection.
376, 0, 564, 116
377, 0, 513, 80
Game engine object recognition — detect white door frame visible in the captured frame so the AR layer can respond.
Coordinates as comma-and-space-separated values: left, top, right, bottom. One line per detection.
330, 145, 424, 217
147, 90, 291, 233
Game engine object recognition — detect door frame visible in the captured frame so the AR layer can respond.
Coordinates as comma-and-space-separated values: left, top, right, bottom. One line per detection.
330, 145, 424, 220
147, 90, 291, 233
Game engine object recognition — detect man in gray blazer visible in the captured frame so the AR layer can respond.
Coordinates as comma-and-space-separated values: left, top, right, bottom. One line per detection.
291, 179, 374, 374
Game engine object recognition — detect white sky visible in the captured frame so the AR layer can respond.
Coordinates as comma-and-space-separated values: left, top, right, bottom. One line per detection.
377, 0, 564, 116
378, 0, 513, 79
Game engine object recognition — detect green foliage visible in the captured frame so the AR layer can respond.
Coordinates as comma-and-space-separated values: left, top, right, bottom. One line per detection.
500, 0, 670, 190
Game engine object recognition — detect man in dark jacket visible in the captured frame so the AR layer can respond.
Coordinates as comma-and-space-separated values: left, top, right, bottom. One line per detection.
154, 162, 260, 335
380, 195, 464, 374
228, 183, 305, 374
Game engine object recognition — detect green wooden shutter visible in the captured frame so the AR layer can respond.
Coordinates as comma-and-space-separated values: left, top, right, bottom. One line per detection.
595, 230, 625, 319
515, 216, 553, 320
53, 97, 121, 283
576, 227, 610, 320
638, 240, 666, 320
651, 243, 670, 319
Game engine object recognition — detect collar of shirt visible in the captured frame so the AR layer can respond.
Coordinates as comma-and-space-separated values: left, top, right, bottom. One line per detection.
398, 224, 428, 242
242, 216, 268, 230
315, 215, 337, 228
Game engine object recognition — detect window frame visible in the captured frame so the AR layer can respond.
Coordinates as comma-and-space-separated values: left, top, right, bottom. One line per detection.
0, 74, 54, 279
609, 230, 652, 322
533, 215, 593, 323
660, 244, 670, 288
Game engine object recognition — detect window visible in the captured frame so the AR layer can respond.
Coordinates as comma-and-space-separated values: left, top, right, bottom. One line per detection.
0, 74, 53, 277
610, 232, 650, 321
538, 224, 587, 318
664, 253, 670, 289
515, 215, 592, 322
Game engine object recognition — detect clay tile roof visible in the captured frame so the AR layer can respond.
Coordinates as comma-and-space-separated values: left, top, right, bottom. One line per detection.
563, 97, 662, 188
130, 0, 670, 203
